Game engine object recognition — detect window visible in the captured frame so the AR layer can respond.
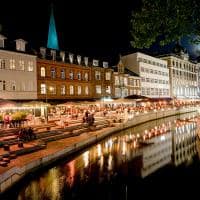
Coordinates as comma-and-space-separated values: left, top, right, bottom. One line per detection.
69, 53, 74, 64
106, 86, 111, 94
105, 72, 111, 80
51, 68, 56, 78
40, 84, 46, 94
84, 73, 88, 81
69, 71, 74, 80
93, 59, 99, 66
70, 85, 74, 95
61, 85, 65, 95
77, 86, 81, 95
19, 60, 25, 70
10, 59, 15, 69
124, 78, 128, 86
141, 67, 144, 72
49, 86, 56, 94
96, 85, 101, 94
0, 59, 5, 69
115, 76, 119, 85
95, 71, 101, 80
28, 61, 34, 71
11, 81, 16, 91
77, 72, 81, 80
40, 67, 46, 77
85, 86, 89, 95
61, 69, 65, 79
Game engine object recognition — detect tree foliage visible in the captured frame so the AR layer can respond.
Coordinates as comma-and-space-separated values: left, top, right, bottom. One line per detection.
130, 0, 200, 48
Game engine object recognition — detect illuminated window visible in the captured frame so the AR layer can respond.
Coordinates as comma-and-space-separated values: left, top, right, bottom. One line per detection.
115, 76, 119, 85
0, 59, 5, 69
77, 86, 81, 95
28, 61, 34, 71
49, 86, 56, 94
40, 84, 46, 94
11, 81, 16, 91
69, 71, 74, 80
85, 86, 89, 95
84, 73, 88, 81
105, 72, 111, 80
40, 67, 46, 77
124, 78, 128, 86
19, 60, 25, 70
95, 71, 101, 80
70, 85, 74, 95
61, 85, 65, 95
51, 68, 56, 78
10, 59, 15, 69
61, 69, 65, 79
106, 86, 111, 94
96, 85, 101, 94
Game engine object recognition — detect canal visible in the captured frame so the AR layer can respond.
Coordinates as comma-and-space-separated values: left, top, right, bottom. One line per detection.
1, 112, 200, 200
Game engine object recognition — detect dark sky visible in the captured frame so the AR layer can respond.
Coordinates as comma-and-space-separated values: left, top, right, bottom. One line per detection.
0, 0, 140, 65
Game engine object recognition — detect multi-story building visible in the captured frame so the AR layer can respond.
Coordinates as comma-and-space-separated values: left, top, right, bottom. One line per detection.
37, 48, 113, 101
37, 48, 91, 100
122, 52, 170, 98
91, 59, 114, 99
113, 58, 141, 98
159, 44, 198, 99
0, 34, 37, 100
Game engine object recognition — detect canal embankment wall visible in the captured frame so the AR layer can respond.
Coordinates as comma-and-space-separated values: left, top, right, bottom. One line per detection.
0, 107, 197, 193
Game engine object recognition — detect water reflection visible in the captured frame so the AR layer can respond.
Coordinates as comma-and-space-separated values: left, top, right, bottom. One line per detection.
3, 113, 200, 200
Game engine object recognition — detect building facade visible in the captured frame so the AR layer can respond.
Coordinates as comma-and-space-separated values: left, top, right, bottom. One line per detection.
122, 52, 170, 98
0, 34, 37, 100
159, 46, 198, 99
37, 48, 113, 101
113, 59, 141, 98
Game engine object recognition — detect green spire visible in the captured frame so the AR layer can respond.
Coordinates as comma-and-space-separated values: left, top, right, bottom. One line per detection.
47, 4, 59, 50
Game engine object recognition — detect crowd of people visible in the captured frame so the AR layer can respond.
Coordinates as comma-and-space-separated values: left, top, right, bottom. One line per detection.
17, 127, 36, 141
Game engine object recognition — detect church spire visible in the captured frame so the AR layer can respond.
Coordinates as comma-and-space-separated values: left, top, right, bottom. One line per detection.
47, 3, 59, 50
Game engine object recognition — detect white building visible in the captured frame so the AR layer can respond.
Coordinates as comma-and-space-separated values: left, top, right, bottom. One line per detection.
122, 52, 170, 98
159, 45, 198, 99
0, 34, 37, 100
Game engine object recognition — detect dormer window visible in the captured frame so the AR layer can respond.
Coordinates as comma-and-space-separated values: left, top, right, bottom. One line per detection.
60, 51, 65, 62
103, 61, 108, 68
93, 59, 99, 66
69, 53, 74, 64
0, 34, 6, 48
77, 55, 81, 65
51, 50, 56, 61
40, 47, 46, 59
84, 57, 88, 66
15, 39, 27, 52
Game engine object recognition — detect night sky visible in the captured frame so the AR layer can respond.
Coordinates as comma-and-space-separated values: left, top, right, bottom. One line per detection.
0, 1, 198, 65
0, 0, 140, 64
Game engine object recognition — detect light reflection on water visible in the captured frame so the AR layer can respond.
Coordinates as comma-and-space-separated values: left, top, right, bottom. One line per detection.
3, 113, 200, 200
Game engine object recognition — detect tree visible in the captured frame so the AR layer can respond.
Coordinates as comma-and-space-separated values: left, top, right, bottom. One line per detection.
130, 0, 200, 48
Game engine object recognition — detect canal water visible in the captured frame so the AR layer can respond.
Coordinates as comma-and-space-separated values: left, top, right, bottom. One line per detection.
2, 112, 200, 200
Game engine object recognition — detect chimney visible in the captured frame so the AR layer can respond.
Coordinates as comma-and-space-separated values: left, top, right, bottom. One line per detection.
60, 51, 65, 62
0, 34, 7, 48
15, 39, 27, 52
40, 47, 46, 59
